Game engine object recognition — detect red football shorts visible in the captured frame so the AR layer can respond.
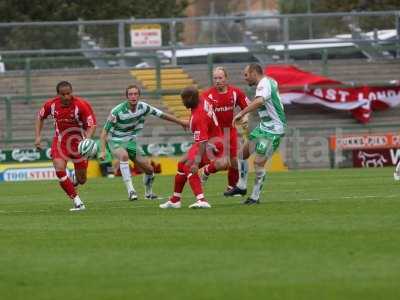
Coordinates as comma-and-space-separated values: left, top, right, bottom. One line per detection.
50, 136, 88, 170
186, 140, 224, 168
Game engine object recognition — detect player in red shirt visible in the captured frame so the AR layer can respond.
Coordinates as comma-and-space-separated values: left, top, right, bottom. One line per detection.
160, 86, 228, 209
201, 66, 250, 193
34, 81, 97, 211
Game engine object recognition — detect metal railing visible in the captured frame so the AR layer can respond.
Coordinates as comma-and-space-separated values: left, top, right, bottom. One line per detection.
0, 11, 399, 64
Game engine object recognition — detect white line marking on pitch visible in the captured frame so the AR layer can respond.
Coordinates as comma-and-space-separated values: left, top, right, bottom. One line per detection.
0, 194, 397, 213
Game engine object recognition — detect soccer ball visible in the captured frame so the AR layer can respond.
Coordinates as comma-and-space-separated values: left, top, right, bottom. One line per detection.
78, 138, 97, 158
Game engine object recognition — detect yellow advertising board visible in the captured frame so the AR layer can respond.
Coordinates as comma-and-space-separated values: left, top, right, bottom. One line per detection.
0, 161, 101, 182
0, 152, 286, 182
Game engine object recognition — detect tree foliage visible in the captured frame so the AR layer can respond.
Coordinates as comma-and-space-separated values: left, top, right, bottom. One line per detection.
0, 0, 189, 51
279, 0, 400, 14
0, 0, 189, 21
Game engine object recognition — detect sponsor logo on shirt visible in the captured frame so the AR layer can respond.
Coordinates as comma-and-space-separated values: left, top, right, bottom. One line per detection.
214, 106, 234, 112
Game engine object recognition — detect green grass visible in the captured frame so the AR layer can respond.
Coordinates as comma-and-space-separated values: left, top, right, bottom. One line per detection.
0, 168, 399, 300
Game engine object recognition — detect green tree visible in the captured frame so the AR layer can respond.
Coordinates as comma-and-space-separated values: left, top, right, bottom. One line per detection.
0, 0, 189, 51
0, 0, 189, 22
279, 0, 400, 13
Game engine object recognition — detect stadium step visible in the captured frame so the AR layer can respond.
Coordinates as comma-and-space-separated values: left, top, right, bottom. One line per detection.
131, 67, 196, 119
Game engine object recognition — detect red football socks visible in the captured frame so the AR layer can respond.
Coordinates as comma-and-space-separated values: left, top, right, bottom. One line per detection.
188, 173, 204, 200
228, 166, 239, 188
171, 161, 205, 201
56, 171, 77, 199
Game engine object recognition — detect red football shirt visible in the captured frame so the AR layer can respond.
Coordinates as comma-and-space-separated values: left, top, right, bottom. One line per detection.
189, 98, 222, 143
201, 85, 249, 128
38, 96, 96, 140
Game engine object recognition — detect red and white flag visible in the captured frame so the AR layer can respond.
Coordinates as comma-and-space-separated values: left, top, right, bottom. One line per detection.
265, 65, 400, 123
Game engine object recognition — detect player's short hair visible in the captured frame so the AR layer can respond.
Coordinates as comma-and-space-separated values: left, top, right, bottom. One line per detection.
213, 66, 228, 78
126, 84, 141, 97
247, 63, 263, 75
180, 86, 199, 108
181, 86, 198, 99
56, 81, 72, 93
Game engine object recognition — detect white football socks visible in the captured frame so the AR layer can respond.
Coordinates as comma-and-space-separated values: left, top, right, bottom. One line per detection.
250, 169, 266, 201
120, 160, 135, 194
236, 159, 248, 190
143, 173, 154, 196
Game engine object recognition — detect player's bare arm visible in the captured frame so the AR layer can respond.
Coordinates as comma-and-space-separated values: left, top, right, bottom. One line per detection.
233, 97, 264, 126
240, 114, 249, 130
98, 128, 109, 160
160, 113, 189, 130
84, 124, 96, 139
34, 116, 45, 150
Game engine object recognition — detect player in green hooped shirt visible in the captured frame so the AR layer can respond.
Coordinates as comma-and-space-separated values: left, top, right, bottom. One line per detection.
229, 63, 287, 205
99, 84, 189, 201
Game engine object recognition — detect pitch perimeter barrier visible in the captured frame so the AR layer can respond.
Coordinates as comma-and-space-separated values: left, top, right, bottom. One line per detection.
287, 124, 400, 169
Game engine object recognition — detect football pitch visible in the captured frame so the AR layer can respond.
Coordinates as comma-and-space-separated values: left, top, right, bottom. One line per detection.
0, 168, 399, 300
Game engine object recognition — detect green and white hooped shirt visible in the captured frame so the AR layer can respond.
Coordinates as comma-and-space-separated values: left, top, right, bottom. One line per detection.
255, 77, 287, 135
104, 101, 163, 142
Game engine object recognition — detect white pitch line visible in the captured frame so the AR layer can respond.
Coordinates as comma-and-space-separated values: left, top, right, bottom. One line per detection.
0, 194, 397, 213
205, 192, 398, 202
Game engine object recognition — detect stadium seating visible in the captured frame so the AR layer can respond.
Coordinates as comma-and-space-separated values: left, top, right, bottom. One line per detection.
131, 67, 196, 119
0, 68, 190, 148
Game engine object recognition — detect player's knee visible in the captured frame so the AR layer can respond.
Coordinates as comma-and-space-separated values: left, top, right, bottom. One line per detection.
143, 165, 154, 175
120, 153, 129, 161
55, 170, 67, 181
116, 150, 129, 161
224, 159, 230, 169
219, 157, 229, 170
254, 157, 267, 169
177, 161, 186, 173
229, 157, 238, 168
177, 161, 189, 175
77, 176, 87, 185
53, 159, 66, 172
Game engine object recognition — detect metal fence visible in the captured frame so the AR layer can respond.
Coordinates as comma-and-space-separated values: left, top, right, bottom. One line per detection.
0, 11, 399, 65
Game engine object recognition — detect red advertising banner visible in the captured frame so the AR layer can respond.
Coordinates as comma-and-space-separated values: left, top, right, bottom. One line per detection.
265, 65, 400, 123
353, 148, 400, 168
330, 133, 400, 150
